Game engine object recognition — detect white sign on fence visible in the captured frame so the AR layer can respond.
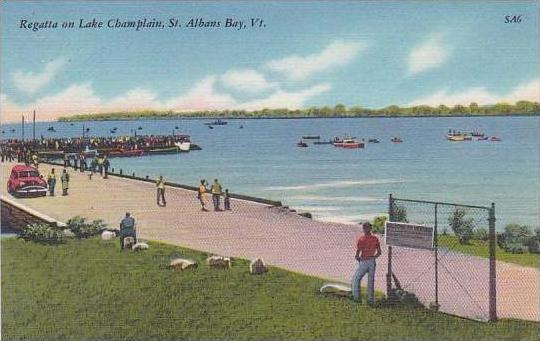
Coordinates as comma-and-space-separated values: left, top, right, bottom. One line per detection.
385, 221, 434, 250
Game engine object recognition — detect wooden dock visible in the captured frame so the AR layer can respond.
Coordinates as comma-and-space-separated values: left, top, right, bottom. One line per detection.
1, 161, 538, 322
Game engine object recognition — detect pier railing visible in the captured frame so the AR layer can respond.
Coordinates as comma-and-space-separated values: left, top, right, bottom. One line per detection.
42, 161, 282, 207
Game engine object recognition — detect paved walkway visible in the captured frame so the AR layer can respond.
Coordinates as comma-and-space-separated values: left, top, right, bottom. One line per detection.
1, 162, 538, 322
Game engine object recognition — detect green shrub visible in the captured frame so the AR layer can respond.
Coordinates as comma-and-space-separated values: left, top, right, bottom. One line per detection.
372, 215, 387, 234
473, 228, 489, 241
19, 223, 64, 244
66, 216, 107, 239
498, 224, 534, 253
392, 204, 408, 223
448, 209, 474, 244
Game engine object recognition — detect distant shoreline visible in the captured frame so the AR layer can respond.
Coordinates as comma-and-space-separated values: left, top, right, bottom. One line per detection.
57, 112, 540, 122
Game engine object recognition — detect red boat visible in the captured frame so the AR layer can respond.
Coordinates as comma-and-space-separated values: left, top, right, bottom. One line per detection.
106, 149, 144, 158
333, 138, 364, 149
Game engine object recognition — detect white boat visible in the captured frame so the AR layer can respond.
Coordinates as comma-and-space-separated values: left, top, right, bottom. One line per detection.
174, 141, 191, 152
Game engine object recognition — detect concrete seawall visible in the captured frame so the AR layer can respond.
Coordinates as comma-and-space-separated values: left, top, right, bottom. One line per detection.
1, 196, 65, 230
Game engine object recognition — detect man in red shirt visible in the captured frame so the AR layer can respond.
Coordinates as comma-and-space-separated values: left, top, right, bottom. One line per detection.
352, 222, 382, 304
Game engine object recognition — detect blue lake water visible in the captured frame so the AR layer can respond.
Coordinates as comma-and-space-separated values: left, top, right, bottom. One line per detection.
2, 116, 539, 230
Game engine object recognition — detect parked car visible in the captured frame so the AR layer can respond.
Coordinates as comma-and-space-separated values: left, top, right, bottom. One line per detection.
7, 165, 47, 197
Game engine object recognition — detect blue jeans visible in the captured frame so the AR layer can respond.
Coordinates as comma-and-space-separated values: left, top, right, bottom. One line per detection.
352, 258, 376, 303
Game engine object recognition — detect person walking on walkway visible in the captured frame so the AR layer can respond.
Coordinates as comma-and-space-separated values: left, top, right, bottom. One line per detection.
156, 175, 166, 206
224, 189, 231, 210
211, 178, 223, 211
79, 153, 86, 172
119, 212, 137, 250
197, 179, 208, 212
97, 156, 104, 177
103, 156, 110, 179
352, 222, 381, 305
61, 168, 70, 196
31, 153, 39, 169
47, 168, 56, 196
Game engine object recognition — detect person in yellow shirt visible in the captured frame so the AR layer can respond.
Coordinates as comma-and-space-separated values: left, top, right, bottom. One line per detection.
211, 178, 223, 211
156, 175, 166, 207
197, 179, 208, 212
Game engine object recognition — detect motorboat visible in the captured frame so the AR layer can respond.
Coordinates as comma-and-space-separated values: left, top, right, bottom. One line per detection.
313, 140, 333, 145
368, 138, 380, 143
391, 137, 403, 143
297, 141, 308, 148
333, 138, 364, 149
107, 149, 144, 158
447, 135, 465, 142
302, 135, 320, 139
204, 119, 228, 126
490, 136, 502, 142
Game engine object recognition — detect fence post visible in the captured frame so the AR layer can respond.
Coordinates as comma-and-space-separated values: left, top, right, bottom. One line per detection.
387, 193, 394, 298
488, 203, 497, 322
434, 203, 439, 310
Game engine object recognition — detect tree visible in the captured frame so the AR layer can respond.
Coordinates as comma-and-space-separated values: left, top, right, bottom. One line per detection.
448, 208, 474, 244
469, 102, 479, 114
391, 204, 408, 223
372, 216, 388, 234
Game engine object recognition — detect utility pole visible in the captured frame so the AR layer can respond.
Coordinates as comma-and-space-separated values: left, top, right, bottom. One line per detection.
21, 115, 25, 141
32, 110, 36, 143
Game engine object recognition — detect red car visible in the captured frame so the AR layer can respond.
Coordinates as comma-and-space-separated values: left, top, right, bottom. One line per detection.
7, 165, 48, 197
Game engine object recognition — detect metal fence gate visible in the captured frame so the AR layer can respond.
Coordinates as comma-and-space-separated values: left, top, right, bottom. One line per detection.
387, 194, 497, 322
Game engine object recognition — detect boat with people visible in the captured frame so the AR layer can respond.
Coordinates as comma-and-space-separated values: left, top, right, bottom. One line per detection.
302, 135, 320, 139
391, 137, 403, 143
47, 126, 56, 132
204, 119, 228, 126
297, 141, 308, 148
106, 149, 144, 158
333, 137, 364, 149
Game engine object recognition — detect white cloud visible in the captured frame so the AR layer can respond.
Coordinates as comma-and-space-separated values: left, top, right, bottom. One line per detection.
220, 69, 275, 93
239, 84, 331, 111
0, 77, 332, 123
266, 40, 365, 81
407, 78, 540, 107
11, 58, 67, 94
164, 76, 237, 111
408, 35, 449, 75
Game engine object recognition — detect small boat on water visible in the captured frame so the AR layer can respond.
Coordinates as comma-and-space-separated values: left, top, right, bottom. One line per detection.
137, 126, 143, 130
302, 135, 320, 140
239, 125, 244, 129
107, 149, 144, 158
471, 131, 485, 137
368, 138, 380, 143
313, 140, 333, 145
391, 137, 403, 143
490, 136, 502, 142
10, 129, 15, 133
448, 135, 465, 142
477, 136, 489, 141
297, 141, 308, 148
47, 126, 56, 132
208, 125, 214, 130
333, 138, 364, 149
204, 119, 228, 126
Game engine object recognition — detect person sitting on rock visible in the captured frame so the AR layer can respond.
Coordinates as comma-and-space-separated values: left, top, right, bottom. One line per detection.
119, 212, 137, 250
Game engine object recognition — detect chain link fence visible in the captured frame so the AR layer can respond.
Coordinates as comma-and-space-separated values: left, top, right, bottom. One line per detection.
387, 195, 496, 321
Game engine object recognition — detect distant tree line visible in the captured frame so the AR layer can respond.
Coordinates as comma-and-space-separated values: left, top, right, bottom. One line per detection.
58, 101, 539, 121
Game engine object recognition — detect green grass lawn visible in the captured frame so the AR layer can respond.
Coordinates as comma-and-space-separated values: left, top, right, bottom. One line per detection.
2, 237, 539, 340
438, 235, 539, 268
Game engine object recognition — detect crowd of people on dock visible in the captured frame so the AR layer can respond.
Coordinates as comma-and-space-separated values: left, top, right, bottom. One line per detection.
0, 135, 189, 154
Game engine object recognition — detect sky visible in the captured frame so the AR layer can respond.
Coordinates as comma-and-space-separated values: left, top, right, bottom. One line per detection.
1, 1, 539, 122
